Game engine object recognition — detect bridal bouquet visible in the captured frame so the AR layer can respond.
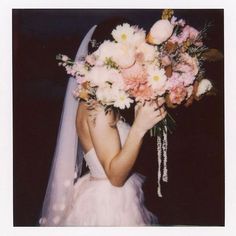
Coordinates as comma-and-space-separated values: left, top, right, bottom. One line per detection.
57, 9, 222, 196
57, 9, 220, 124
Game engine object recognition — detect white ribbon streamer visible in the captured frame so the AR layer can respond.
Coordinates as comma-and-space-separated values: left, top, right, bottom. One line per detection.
157, 126, 168, 197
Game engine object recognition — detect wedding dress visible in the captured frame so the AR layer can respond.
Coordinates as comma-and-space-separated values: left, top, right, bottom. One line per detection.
62, 120, 158, 226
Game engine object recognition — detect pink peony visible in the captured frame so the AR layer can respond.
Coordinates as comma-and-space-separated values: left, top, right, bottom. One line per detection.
169, 84, 187, 104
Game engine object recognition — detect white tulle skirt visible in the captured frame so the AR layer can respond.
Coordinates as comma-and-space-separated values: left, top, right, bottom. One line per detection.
63, 172, 158, 226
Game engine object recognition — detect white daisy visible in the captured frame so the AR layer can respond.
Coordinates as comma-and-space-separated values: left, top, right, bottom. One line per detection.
113, 90, 133, 109
111, 23, 135, 44
147, 66, 167, 95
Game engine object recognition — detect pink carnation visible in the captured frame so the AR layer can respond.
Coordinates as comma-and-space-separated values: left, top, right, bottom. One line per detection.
169, 84, 187, 104
130, 83, 155, 102
121, 62, 147, 90
121, 62, 156, 101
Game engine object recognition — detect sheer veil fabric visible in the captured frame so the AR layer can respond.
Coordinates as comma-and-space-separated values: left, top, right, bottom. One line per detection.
39, 25, 97, 226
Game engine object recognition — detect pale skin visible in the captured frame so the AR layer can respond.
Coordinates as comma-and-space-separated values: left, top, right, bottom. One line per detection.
76, 98, 167, 187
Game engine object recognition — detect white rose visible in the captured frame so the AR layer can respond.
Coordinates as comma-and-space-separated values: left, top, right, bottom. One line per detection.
94, 40, 136, 68
196, 79, 213, 97
136, 42, 157, 62
93, 40, 115, 63
87, 66, 122, 87
112, 43, 136, 68
148, 19, 174, 45
96, 85, 116, 105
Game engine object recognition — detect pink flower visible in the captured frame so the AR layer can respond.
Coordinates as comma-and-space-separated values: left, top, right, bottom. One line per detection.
166, 72, 183, 90
121, 62, 156, 101
187, 25, 200, 40
121, 62, 147, 90
169, 25, 202, 46
130, 83, 155, 102
181, 72, 196, 86
169, 84, 187, 104
174, 53, 199, 76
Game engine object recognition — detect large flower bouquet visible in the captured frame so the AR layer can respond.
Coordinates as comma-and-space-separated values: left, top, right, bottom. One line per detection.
57, 9, 221, 132
57, 9, 222, 196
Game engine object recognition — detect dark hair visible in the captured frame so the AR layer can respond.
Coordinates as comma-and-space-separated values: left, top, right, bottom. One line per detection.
88, 17, 134, 54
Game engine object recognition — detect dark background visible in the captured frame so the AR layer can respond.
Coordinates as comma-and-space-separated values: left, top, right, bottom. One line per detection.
13, 9, 224, 226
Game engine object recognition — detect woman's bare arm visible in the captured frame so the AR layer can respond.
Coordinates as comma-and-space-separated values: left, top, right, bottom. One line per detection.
87, 100, 166, 187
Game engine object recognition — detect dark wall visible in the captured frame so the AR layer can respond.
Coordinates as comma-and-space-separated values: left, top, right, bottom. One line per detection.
13, 9, 224, 226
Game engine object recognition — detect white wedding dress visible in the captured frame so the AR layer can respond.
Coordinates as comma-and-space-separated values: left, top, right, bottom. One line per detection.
61, 120, 158, 226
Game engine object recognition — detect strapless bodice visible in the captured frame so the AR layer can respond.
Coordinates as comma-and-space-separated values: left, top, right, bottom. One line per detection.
84, 120, 130, 179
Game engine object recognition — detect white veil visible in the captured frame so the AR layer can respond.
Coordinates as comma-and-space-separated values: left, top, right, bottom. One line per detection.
39, 25, 97, 226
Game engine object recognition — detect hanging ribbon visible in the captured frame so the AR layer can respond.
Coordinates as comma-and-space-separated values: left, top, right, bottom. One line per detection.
157, 125, 168, 197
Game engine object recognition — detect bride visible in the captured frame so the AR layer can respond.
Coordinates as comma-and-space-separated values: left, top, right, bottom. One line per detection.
39, 19, 167, 226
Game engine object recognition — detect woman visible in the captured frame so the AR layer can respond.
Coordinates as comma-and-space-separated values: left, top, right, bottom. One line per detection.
39, 19, 166, 226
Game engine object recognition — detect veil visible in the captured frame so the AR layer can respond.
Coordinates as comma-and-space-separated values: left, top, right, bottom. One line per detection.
39, 25, 97, 226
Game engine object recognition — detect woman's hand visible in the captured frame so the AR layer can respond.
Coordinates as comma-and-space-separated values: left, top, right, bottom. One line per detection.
133, 97, 167, 137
